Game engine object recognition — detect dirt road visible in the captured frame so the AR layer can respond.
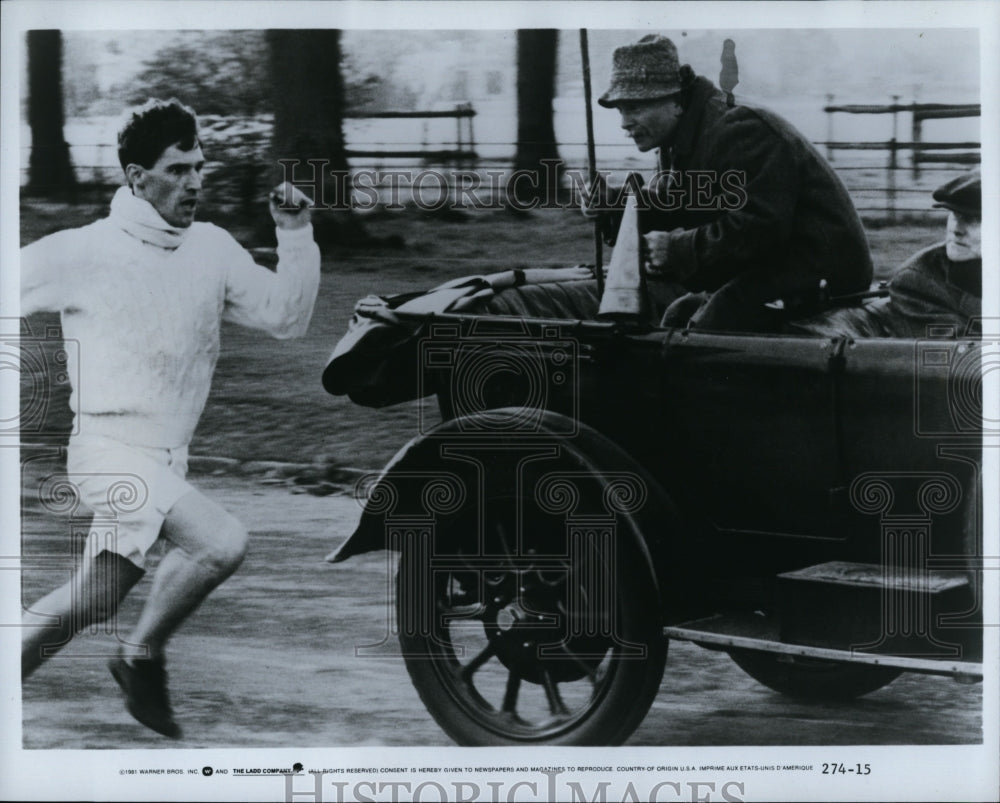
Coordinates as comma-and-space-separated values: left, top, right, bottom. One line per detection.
20, 470, 982, 749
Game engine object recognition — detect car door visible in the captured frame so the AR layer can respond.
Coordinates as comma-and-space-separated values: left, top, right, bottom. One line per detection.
634, 329, 846, 540
836, 336, 982, 559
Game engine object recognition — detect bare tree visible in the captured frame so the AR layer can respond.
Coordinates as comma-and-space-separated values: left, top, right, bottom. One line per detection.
514, 30, 562, 203
267, 29, 364, 243
27, 30, 76, 196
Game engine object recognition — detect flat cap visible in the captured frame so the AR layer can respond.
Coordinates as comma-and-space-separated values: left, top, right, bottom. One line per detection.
932, 169, 981, 216
598, 35, 682, 108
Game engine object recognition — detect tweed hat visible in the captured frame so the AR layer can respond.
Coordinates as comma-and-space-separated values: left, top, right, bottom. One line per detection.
932, 169, 981, 216
598, 35, 682, 108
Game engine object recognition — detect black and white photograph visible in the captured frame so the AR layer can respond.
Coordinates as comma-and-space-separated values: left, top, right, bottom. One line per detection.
1, 1, 997, 801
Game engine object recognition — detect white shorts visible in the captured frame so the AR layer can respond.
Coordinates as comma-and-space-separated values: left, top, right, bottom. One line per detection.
66, 434, 194, 568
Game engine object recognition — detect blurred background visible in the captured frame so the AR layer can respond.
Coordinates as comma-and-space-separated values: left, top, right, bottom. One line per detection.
20, 28, 981, 223
17, 27, 984, 469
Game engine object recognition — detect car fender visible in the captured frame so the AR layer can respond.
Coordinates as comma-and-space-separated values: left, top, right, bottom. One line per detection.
327, 407, 695, 610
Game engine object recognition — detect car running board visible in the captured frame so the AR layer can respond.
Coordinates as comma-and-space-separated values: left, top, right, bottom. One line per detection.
664, 612, 983, 682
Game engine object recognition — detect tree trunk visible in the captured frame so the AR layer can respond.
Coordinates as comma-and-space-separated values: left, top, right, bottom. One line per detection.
27, 30, 76, 197
514, 30, 562, 204
267, 29, 364, 244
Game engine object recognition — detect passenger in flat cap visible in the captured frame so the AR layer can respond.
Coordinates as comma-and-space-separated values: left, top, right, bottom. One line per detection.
595, 34, 874, 331
886, 169, 982, 336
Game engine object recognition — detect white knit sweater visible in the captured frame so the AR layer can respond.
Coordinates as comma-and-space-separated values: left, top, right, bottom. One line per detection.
21, 189, 321, 448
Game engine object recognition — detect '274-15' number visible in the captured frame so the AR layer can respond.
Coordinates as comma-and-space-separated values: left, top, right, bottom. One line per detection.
822, 763, 871, 775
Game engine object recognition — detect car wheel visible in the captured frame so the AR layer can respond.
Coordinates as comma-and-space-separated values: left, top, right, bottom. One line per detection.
396, 509, 667, 745
728, 648, 902, 700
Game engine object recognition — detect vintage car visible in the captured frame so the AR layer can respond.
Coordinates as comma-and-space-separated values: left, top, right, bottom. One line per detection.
321, 272, 984, 746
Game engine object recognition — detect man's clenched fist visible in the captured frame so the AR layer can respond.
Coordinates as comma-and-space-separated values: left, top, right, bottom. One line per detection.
269, 182, 313, 230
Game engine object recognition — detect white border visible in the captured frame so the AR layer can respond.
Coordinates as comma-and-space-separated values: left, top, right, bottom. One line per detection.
2, 2, 997, 801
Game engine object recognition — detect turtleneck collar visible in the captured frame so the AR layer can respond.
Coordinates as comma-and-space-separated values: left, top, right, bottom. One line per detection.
109, 186, 189, 250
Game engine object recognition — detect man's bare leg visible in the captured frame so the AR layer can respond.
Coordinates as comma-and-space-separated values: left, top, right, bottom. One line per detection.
126, 488, 248, 656
109, 489, 247, 737
22, 551, 144, 678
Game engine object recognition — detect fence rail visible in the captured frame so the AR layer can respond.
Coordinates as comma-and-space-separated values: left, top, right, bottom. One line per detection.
21, 99, 979, 219
823, 102, 979, 117
821, 140, 979, 151
344, 104, 477, 164
823, 98, 980, 219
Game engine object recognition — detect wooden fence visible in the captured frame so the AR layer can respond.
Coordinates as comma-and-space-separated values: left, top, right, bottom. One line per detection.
343, 104, 477, 164
822, 98, 980, 220
22, 99, 980, 220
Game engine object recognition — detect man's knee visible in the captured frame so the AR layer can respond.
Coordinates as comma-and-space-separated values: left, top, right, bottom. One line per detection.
163, 492, 249, 574
201, 516, 249, 575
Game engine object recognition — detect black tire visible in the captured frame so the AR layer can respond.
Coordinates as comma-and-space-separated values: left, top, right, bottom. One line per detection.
728, 649, 902, 700
397, 509, 667, 745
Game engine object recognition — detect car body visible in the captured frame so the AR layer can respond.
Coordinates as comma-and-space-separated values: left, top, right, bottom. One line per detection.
323, 279, 984, 745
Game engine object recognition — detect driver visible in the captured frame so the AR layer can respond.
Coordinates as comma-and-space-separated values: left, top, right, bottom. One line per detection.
594, 34, 874, 331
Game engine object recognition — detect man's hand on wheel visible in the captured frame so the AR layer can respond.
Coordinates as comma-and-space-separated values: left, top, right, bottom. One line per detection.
642, 231, 672, 272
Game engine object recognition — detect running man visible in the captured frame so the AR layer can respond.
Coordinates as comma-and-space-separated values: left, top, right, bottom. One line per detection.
20, 98, 321, 738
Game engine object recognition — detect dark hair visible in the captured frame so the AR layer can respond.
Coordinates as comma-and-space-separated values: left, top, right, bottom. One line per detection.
117, 98, 200, 174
